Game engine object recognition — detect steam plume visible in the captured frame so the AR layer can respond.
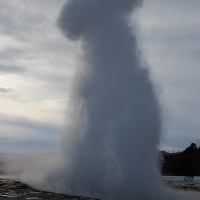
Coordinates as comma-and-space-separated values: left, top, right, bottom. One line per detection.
43, 0, 198, 199
52, 0, 161, 198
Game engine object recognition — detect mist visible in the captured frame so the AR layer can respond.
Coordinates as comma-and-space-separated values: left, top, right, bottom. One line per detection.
5, 0, 199, 200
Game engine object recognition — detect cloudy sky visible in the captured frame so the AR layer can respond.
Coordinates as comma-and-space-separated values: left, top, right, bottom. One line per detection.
0, 0, 199, 153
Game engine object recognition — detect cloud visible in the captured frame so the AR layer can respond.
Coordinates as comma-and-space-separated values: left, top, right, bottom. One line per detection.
0, 0, 78, 84
136, 0, 200, 150
1, 117, 60, 136
0, 87, 13, 93
0, 137, 56, 153
0, 48, 25, 60
0, 64, 25, 74
0, 116, 60, 152
0, 0, 74, 136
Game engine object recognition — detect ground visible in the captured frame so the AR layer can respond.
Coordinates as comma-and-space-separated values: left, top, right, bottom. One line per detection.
163, 176, 200, 192
0, 154, 200, 199
1, 176, 200, 199
0, 177, 98, 200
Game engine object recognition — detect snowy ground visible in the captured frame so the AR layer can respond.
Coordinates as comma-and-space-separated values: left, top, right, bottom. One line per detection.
163, 176, 200, 191
163, 176, 200, 182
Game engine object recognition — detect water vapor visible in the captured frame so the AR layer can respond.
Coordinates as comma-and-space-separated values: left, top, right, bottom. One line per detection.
6, 0, 199, 200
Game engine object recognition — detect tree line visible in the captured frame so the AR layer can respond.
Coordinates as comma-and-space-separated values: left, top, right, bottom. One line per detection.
160, 143, 200, 176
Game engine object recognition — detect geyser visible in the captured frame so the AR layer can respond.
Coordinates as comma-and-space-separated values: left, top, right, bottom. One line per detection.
7, 0, 199, 200
44, 0, 198, 199
52, 0, 162, 199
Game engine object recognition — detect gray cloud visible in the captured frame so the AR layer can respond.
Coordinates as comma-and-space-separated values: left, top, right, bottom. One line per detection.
0, 1, 65, 42
0, 48, 25, 60
0, 137, 56, 153
137, 0, 200, 151
1, 117, 60, 136
0, 87, 14, 93
0, 64, 26, 74
0, 115, 60, 152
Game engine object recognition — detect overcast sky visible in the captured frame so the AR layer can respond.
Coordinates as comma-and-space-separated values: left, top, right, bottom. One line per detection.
0, 0, 200, 153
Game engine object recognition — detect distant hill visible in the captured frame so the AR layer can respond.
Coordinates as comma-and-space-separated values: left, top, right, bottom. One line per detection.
160, 143, 200, 176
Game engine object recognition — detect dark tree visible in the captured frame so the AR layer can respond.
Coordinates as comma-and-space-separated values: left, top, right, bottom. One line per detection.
160, 143, 200, 176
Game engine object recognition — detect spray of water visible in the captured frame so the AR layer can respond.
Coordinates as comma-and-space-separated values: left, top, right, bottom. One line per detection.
51, 0, 162, 199
5, 0, 199, 199
47, 1, 199, 199
34, 0, 154, 198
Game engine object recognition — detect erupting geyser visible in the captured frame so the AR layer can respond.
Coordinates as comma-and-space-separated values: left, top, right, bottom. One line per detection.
53, 0, 162, 199
45, 0, 198, 199
9, 0, 198, 200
